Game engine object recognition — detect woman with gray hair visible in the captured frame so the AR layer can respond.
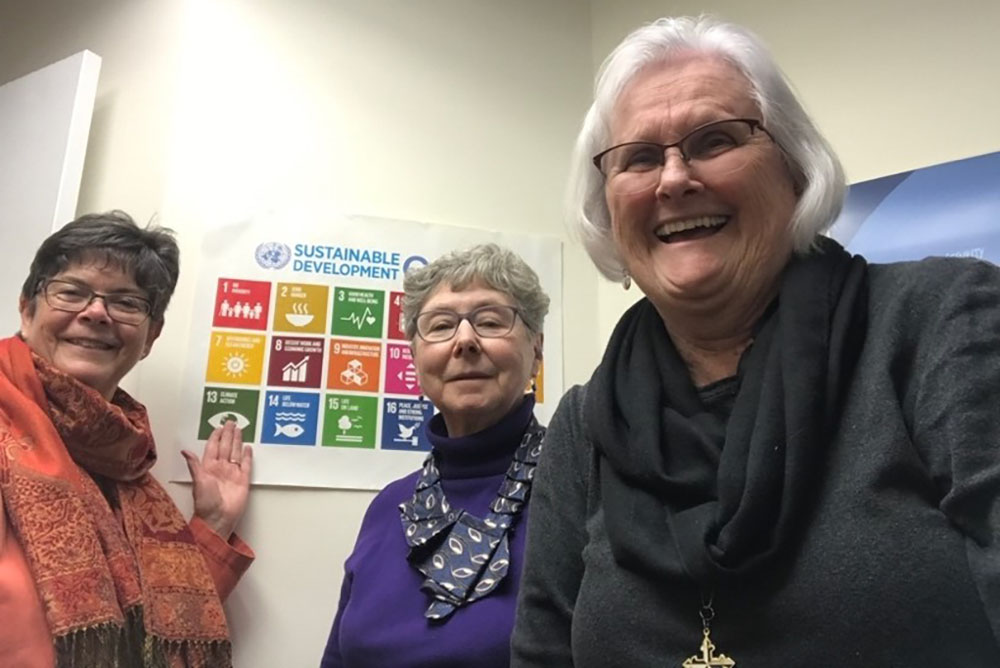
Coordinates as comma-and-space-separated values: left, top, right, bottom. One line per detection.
322, 243, 549, 668
512, 15, 1000, 666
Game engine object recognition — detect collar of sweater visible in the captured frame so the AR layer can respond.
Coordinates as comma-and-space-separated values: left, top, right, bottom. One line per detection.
423, 394, 535, 479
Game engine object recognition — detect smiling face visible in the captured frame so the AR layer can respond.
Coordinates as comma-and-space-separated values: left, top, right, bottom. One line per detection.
19, 260, 162, 400
411, 281, 542, 437
605, 56, 798, 319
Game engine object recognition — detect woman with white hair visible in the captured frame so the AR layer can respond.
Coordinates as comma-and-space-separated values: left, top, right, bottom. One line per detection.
511, 15, 1000, 666
322, 244, 548, 667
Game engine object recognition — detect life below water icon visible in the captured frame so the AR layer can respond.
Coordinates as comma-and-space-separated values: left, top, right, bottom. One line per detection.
275, 423, 305, 438
274, 411, 307, 437
284, 302, 314, 327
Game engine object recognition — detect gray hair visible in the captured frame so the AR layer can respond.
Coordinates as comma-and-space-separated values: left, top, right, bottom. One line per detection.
570, 15, 846, 280
21, 210, 179, 322
402, 243, 550, 339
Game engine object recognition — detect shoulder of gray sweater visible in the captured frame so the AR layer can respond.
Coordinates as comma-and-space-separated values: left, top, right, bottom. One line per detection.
867, 256, 1000, 329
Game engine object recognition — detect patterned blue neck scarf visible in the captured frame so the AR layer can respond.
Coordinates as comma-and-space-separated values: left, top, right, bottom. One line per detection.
399, 416, 545, 621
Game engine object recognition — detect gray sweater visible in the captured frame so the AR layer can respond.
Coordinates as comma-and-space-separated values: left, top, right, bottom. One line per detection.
511, 257, 1000, 667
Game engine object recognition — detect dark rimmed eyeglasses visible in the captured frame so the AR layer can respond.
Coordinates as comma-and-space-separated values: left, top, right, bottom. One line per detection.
592, 118, 775, 194
39, 279, 153, 326
415, 304, 521, 342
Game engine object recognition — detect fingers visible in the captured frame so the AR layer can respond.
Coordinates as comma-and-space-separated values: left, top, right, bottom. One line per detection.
217, 420, 236, 463
182, 449, 202, 481
204, 425, 221, 462
239, 445, 253, 477
228, 420, 244, 464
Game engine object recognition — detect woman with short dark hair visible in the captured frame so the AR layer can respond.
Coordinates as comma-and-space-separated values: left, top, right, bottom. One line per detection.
0, 210, 253, 667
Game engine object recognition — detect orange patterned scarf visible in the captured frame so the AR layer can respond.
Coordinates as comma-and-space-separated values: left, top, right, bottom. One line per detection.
0, 336, 231, 667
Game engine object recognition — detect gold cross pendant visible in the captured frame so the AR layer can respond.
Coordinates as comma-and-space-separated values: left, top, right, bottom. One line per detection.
682, 628, 735, 667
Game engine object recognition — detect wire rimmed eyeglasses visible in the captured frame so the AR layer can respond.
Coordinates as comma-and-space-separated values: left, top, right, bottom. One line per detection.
39, 279, 153, 326
592, 118, 775, 195
414, 304, 521, 342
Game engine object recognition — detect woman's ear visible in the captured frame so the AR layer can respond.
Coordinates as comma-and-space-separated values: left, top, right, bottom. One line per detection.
18, 295, 34, 339
141, 318, 164, 359
532, 332, 544, 375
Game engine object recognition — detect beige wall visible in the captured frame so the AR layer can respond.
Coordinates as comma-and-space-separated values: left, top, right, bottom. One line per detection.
590, 0, 1000, 345
3, 0, 999, 664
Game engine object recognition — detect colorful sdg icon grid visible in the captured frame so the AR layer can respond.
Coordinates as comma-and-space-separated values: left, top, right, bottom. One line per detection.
198, 277, 437, 452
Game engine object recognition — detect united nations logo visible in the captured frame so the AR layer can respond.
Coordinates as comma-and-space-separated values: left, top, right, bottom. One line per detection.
255, 242, 291, 269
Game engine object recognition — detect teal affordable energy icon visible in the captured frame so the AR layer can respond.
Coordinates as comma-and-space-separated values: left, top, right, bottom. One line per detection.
198, 387, 260, 442
322, 394, 378, 448
331, 288, 385, 339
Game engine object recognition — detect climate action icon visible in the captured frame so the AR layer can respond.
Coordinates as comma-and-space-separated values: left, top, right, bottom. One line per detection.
198, 387, 260, 442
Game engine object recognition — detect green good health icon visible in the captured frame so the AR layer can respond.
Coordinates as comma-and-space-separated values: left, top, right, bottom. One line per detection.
198, 387, 260, 442
322, 394, 378, 448
331, 288, 385, 339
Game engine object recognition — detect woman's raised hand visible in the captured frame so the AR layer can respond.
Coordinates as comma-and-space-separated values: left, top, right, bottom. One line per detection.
182, 419, 252, 539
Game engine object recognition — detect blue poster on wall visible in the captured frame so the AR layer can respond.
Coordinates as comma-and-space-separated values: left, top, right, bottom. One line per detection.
828, 151, 1000, 264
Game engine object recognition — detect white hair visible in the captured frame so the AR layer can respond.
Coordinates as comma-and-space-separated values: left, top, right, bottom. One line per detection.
570, 15, 846, 280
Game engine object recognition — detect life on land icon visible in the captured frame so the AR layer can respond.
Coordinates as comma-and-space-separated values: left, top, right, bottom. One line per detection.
322, 394, 377, 448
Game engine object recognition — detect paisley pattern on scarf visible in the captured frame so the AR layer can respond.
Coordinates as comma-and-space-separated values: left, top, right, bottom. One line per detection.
399, 416, 545, 620
0, 337, 231, 666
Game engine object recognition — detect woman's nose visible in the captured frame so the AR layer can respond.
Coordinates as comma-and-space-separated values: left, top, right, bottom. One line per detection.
452, 319, 481, 354
654, 148, 704, 199
77, 295, 113, 323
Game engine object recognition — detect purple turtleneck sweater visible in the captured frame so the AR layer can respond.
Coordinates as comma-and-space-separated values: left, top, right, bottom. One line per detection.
321, 396, 537, 668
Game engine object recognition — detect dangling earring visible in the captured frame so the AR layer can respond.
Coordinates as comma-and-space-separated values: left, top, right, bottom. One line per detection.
530, 377, 538, 394
622, 272, 632, 291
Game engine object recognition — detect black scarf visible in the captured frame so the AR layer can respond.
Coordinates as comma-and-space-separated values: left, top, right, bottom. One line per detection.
586, 238, 868, 586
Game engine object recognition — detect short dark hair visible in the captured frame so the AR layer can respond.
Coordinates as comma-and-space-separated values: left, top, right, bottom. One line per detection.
20, 210, 180, 322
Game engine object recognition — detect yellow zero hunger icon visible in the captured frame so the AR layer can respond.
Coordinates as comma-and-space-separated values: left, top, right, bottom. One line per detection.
273, 282, 330, 334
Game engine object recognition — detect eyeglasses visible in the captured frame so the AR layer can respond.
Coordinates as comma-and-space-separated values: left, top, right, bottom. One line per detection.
415, 304, 521, 342
592, 118, 774, 195
40, 279, 153, 326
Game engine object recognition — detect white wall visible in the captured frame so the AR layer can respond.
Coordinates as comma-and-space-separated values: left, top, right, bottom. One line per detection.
0, 1, 596, 665
0, 50, 100, 335
589, 0, 1000, 346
